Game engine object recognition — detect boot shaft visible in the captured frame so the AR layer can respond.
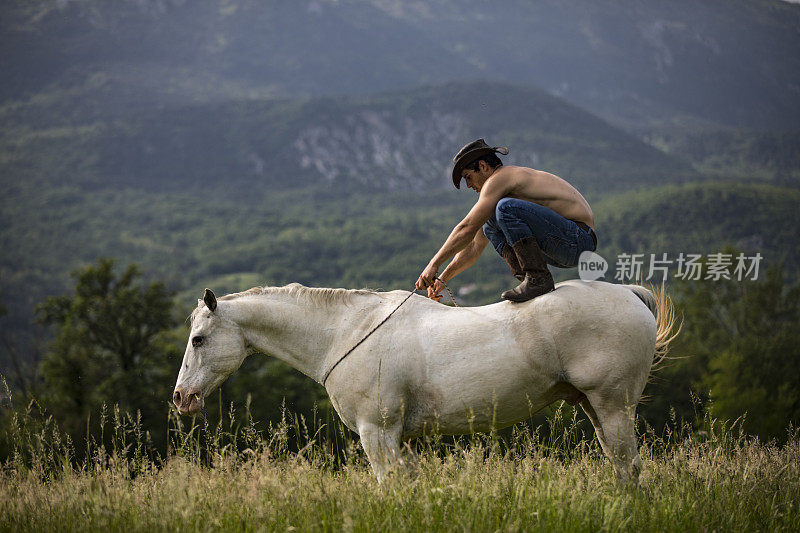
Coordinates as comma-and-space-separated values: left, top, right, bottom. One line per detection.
501, 236, 555, 302
501, 244, 525, 281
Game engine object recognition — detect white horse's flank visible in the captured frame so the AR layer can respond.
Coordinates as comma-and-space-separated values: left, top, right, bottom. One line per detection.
173, 280, 677, 483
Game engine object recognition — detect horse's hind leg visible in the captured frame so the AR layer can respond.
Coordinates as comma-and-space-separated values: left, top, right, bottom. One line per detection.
579, 397, 609, 456
358, 421, 403, 483
584, 392, 642, 485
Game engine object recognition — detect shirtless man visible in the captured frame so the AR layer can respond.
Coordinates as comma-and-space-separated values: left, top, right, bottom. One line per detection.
416, 139, 597, 302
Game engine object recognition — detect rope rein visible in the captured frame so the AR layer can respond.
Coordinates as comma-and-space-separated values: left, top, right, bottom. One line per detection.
320, 277, 458, 387
437, 277, 459, 308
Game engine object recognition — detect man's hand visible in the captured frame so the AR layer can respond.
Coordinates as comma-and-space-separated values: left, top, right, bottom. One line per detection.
427, 279, 445, 302
415, 263, 438, 291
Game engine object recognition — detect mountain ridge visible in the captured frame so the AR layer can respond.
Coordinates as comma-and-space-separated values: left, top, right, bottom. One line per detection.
1, 81, 695, 200
2, 0, 798, 129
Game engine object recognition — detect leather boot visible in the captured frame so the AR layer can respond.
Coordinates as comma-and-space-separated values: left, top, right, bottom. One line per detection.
501, 244, 525, 281
501, 236, 555, 302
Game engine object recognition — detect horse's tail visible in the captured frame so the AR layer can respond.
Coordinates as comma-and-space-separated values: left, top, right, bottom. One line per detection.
626, 283, 681, 369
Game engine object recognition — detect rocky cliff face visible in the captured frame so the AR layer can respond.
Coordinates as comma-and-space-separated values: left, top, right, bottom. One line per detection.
294, 109, 466, 191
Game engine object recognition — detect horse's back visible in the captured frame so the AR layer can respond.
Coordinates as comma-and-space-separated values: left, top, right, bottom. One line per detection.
404, 279, 656, 372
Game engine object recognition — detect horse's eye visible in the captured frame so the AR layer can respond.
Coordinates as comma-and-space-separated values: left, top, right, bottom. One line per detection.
192, 336, 204, 348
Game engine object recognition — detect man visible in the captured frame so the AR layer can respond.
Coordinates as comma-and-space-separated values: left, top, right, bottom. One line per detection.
416, 139, 597, 303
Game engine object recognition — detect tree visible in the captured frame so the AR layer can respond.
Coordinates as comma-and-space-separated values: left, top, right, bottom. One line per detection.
0, 292, 41, 399
661, 262, 800, 441
698, 267, 800, 440
36, 259, 181, 442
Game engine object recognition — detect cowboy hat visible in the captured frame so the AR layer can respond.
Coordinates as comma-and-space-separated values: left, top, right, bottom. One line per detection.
451, 139, 509, 189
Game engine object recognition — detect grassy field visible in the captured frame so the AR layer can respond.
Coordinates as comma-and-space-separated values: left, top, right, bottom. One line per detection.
1, 400, 798, 533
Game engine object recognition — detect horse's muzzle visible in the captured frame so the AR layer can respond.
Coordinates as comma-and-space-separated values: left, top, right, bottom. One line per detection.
173, 387, 204, 415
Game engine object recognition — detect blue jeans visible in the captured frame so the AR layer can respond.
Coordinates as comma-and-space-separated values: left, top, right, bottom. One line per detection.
482, 198, 596, 268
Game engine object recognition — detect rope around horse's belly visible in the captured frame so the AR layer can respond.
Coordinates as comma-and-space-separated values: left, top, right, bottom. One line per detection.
320, 277, 458, 387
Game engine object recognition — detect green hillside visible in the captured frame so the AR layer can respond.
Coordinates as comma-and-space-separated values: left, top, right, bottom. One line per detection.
3, 175, 798, 366
593, 181, 800, 278
642, 128, 800, 183
0, 82, 693, 200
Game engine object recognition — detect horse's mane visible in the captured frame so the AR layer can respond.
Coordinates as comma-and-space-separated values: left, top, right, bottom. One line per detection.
188, 283, 410, 322
219, 283, 382, 307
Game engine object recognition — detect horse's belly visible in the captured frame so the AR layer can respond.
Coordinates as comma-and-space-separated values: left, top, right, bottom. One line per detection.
402, 372, 556, 438
400, 334, 561, 437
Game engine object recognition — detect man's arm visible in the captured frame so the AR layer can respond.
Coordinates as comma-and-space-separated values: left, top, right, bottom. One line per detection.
427, 231, 489, 301
439, 230, 489, 283
416, 176, 508, 290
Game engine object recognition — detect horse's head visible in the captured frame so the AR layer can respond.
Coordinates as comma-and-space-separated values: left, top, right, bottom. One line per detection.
172, 288, 248, 415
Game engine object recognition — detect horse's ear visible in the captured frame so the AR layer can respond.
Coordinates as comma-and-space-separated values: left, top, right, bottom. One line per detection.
203, 288, 217, 312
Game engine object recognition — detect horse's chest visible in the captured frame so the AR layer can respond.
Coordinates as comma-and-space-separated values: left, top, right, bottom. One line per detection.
327, 392, 360, 432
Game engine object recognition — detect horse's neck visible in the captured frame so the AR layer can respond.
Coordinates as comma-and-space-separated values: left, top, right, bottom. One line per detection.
223, 291, 383, 383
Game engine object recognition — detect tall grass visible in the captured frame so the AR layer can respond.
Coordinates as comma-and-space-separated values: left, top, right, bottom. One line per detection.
1, 381, 798, 532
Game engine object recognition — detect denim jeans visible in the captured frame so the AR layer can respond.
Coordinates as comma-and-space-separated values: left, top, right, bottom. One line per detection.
482, 198, 596, 268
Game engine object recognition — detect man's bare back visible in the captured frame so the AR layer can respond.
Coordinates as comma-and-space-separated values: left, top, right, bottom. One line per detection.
494, 166, 594, 229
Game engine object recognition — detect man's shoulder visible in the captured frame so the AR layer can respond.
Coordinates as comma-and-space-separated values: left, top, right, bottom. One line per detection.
497, 165, 540, 177
492, 165, 540, 187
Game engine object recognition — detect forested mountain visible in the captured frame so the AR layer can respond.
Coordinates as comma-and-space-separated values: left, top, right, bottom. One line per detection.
594, 182, 800, 273
2, 0, 799, 130
1, 82, 692, 202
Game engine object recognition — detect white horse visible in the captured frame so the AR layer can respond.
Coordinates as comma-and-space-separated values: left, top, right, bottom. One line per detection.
173, 280, 677, 483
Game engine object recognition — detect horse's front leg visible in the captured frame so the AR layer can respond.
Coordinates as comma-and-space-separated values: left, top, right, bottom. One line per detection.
357, 421, 403, 483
